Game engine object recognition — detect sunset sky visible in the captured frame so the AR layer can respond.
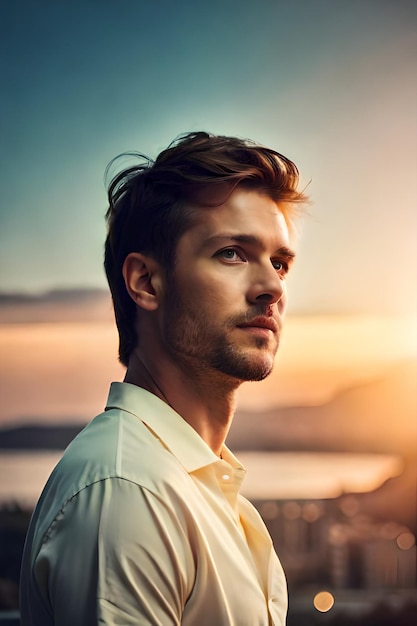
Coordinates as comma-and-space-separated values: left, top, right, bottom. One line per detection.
1, 0, 416, 317
0, 310, 415, 426
0, 1, 416, 438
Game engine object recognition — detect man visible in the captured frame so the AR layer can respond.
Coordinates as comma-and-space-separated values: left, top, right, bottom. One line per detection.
20, 132, 307, 625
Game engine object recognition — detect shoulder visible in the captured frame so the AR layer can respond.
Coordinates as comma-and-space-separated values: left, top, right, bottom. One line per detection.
32, 407, 191, 537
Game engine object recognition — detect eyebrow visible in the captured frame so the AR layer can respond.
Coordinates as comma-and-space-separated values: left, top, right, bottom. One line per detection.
206, 234, 296, 261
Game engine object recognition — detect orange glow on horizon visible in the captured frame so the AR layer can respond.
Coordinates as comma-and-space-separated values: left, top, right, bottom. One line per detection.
237, 314, 417, 409
0, 315, 415, 429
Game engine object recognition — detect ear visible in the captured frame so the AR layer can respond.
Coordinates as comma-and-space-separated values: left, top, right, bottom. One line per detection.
122, 252, 164, 311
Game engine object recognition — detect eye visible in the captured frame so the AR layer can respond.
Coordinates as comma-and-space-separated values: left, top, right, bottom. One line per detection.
216, 248, 245, 262
272, 259, 288, 273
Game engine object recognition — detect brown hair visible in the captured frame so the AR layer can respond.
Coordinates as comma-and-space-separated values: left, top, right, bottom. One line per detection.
105, 131, 307, 366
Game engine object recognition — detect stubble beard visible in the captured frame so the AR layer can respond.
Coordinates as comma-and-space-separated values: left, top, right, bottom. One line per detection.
163, 284, 279, 384
208, 334, 277, 382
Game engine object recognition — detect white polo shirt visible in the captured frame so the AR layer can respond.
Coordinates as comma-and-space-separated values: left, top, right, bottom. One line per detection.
20, 382, 287, 625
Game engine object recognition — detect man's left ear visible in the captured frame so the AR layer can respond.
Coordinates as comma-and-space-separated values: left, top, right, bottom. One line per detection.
122, 252, 164, 311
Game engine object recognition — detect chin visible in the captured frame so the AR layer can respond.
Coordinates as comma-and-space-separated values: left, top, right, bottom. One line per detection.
208, 341, 276, 383
242, 365, 274, 382
220, 356, 275, 383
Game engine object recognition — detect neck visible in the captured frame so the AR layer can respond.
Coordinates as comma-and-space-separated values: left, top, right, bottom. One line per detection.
124, 350, 239, 456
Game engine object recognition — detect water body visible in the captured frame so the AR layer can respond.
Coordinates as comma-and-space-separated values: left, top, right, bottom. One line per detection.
0, 450, 403, 507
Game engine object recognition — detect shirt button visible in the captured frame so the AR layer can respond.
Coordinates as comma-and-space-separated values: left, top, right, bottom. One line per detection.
222, 474, 230, 481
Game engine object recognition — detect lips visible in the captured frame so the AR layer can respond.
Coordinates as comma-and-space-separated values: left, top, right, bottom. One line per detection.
237, 316, 278, 333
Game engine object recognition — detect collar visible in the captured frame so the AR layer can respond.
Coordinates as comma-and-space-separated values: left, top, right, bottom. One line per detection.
105, 382, 245, 476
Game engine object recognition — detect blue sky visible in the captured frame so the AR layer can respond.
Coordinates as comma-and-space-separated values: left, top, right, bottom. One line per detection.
1, 0, 416, 314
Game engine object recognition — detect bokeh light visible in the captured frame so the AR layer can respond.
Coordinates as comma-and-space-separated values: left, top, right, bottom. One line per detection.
282, 501, 302, 521
397, 531, 416, 551
339, 494, 360, 518
302, 502, 322, 523
259, 501, 279, 521
313, 590, 335, 612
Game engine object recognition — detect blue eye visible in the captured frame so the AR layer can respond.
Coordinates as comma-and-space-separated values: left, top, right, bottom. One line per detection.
218, 249, 244, 262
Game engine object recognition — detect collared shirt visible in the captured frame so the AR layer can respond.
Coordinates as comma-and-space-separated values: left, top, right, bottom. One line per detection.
20, 382, 287, 625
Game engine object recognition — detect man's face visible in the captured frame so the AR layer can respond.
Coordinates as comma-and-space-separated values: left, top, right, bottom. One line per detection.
160, 187, 295, 383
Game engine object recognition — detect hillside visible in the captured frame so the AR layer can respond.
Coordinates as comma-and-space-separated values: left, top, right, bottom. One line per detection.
228, 358, 417, 455
1, 358, 415, 455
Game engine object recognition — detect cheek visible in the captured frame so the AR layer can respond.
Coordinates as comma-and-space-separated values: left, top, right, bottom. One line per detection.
201, 276, 240, 309
174, 260, 246, 312
184, 267, 231, 301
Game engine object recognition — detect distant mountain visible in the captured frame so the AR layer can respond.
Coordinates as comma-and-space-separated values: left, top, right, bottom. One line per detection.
1, 358, 415, 456
0, 424, 84, 450
0, 288, 113, 323
228, 358, 417, 456
0, 288, 107, 304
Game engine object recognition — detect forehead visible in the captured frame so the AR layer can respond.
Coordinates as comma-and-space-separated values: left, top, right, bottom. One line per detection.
181, 187, 291, 251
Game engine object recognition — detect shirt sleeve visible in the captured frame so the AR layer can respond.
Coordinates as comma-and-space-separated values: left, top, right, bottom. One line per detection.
33, 477, 196, 626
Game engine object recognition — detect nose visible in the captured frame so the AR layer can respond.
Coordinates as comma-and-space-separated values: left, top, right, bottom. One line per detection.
247, 262, 286, 311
